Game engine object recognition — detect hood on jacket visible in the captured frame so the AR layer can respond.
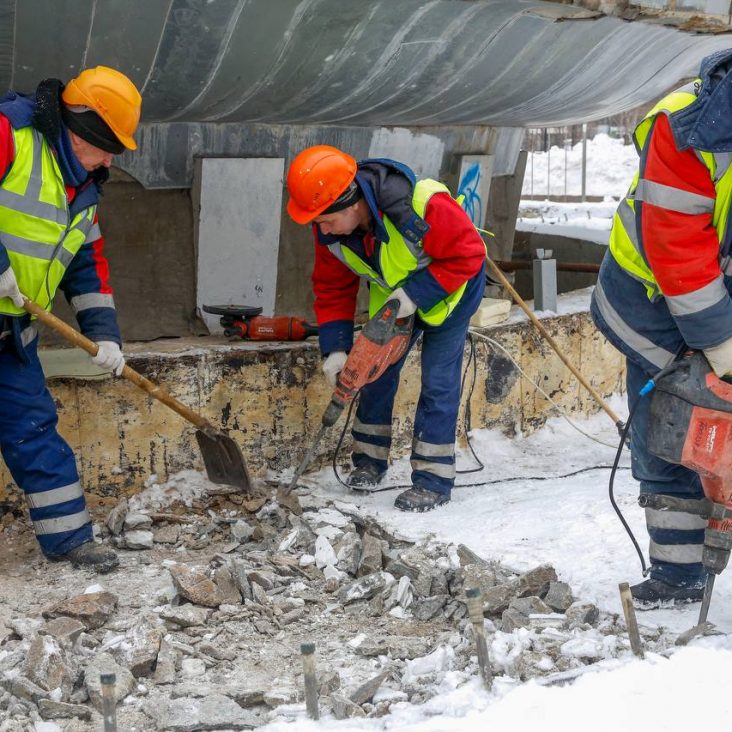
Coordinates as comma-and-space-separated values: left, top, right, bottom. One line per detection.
669, 48, 732, 153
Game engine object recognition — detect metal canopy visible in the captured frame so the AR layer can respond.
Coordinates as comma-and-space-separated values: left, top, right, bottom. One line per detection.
2, 0, 731, 129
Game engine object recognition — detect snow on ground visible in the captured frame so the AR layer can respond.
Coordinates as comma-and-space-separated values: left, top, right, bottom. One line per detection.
521, 133, 638, 199
516, 198, 617, 245
262, 404, 732, 732
516, 133, 639, 245
264, 133, 732, 731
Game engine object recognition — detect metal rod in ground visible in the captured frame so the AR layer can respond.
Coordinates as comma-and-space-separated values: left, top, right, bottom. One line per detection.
301, 642, 320, 720
698, 573, 715, 625
465, 588, 493, 689
100, 673, 117, 732
618, 582, 645, 658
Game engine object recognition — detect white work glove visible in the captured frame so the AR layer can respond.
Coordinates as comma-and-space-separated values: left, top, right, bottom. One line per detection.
390, 287, 417, 318
92, 341, 125, 376
704, 337, 732, 377
322, 351, 348, 387
0, 266, 25, 308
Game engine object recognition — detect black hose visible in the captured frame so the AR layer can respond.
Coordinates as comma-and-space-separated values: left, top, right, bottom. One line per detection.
457, 333, 484, 474
608, 396, 649, 576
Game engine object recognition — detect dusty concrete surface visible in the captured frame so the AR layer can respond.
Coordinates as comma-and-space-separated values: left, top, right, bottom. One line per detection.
0, 308, 624, 510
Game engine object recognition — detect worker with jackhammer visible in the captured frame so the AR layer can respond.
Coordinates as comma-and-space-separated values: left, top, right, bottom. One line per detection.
286, 146, 486, 512
0, 67, 141, 572
591, 49, 732, 605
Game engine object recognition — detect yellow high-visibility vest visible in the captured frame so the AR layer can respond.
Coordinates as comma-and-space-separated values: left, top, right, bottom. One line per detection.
0, 125, 96, 315
608, 81, 732, 299
327, 179, 469, 325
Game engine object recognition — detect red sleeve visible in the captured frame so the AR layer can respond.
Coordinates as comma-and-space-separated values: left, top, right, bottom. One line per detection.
0, 114, 15, 179
421, 193, 486, 293
641, 114, 719, 296
311, 227, 360, 325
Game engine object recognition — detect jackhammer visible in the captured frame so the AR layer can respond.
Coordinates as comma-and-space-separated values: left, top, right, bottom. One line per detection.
644, 351, 732, 623
281, 298, 414, 495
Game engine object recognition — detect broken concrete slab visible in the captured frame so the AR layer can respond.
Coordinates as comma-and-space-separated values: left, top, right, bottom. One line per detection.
43, 591, 118, 630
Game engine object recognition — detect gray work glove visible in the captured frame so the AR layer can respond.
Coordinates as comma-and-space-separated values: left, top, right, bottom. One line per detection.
390, 287, 417, 318
0, 266, 25, 308
322, 350, 348, 387
92, 341, 125, 376
704, 337, 732, 378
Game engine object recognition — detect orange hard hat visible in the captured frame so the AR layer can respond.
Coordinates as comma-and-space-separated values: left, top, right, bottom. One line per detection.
62, 66, 142, 151
287, 145, 358, 224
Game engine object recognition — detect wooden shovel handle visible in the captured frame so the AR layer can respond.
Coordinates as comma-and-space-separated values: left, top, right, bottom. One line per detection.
24, 298, 212, 432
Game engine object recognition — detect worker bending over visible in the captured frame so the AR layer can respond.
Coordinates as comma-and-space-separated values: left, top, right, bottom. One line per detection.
592, 49, 732, 605
0, 66, 141, 571
287, 146, 485, 512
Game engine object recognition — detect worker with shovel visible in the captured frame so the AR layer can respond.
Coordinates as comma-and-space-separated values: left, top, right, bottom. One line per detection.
286, 146, 486, 512
0, 66, 141, 572
591, 49, 732, 605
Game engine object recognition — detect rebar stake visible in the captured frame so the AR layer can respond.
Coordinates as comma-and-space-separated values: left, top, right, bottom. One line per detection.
301, 642, 320, 720
465, 587, 493, 689
618, 582, 645, 658
100, 672, 117, 732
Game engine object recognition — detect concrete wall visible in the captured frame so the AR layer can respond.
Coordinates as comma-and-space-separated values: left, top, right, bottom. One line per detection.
40, 176, 201, 347
0, 310, 625, 511
40, 123, 501, 343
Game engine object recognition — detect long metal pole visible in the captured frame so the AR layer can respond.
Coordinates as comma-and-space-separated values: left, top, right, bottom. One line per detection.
530, 142, 534, 197
494, 260, 600, 274
546, 129, 551, 197
484, 254, 622, 427
581, 123, 587, 203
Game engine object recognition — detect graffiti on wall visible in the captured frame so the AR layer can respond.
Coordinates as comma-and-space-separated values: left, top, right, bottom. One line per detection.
457, 155, 494, 229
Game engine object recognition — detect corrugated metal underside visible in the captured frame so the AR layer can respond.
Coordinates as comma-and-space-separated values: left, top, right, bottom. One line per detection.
1, 0, 731, 128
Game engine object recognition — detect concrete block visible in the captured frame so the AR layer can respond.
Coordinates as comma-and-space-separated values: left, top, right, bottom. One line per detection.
194, 157, 284, 332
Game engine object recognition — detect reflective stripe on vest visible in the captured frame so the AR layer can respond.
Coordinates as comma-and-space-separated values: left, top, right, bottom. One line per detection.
0, 126, 96, 315
327, 179, 470, 325
593, 278, 676, 370
609, 81, 732, 300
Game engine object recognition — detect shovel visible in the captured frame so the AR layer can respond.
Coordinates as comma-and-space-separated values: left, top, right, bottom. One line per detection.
23, 298, 252, 493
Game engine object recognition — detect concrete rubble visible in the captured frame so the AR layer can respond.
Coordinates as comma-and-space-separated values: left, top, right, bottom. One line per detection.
0, 481, 673, 730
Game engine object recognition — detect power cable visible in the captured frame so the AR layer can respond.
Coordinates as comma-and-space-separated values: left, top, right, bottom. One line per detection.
327, 330, 631, 493
468, 330, 621, 449
606, 347, 687, 577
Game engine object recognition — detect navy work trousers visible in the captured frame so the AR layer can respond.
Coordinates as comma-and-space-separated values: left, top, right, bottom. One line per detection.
0, 335, 92, 556
626, 360, 706, 587
352, 263, 485, 496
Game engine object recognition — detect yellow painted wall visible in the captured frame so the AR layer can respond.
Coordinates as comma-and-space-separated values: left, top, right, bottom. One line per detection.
0, 311, 624, 508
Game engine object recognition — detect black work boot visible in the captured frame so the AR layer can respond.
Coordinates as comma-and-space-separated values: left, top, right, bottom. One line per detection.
349, 463, 385, 491
55, 541, 119, 574
630, 578, 703, 608
394, 487, 450, 513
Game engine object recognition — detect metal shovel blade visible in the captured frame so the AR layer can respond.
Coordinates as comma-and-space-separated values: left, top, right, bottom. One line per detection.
195, 429, 252, 492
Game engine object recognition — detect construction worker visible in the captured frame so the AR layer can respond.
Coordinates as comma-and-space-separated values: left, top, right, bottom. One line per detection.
0, 67, 141, 572
591, 49, 732, 605
286, 146, 486, 512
